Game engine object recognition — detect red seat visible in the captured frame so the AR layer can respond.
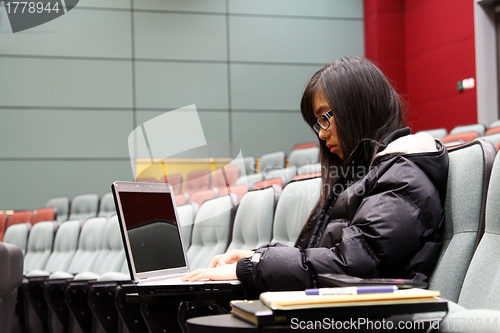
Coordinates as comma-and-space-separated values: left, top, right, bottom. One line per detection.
211, 166, 240, 192
188, 189, 217, 207
253, 178, 283, 190
441, 132, 478, 144
32, 207, 56, 225
485, 127, 500, 136
6, 210, 33, 231
175, 193, 188, 206
0, 213, 8, 242
184, 170, 211, 196
293, 142, 318, 150
160, 173, 183, 194
217, 184, 249, 203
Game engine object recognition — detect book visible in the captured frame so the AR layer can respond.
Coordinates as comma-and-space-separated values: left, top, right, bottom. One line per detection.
230, 297, 448, 328
259, 288, 441, 310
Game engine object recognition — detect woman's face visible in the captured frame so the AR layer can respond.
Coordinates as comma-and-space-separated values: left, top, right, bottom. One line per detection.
312, 91, 344, 160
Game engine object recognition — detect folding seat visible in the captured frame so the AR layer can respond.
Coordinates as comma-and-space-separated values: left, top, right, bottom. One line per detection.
292, 142, 318, 150
217, 184, 249, 204
160, 173, 183, 194
60, 216, 127, 333
226, 185, 281, 252
68, 193, 100, 222
42, 217, 107, 333
297, 163, 322, 175
288, 147, 319, 168
235, 173, 264, 188
31, 207, 56, 225
476, 133, 500, 150
7, 210, 33, 230
188, 188, 218, 208
0, 242, 24, 333
97, 192, 116, 218
417, 128, 448, 140
23, 221, 57, 274
485, 126, 500, 136
175, 193, 189, 206
22, 219, 81, 333
441, 132, 478, 144
3, 222, 31, 255
0, 212, 7, 242
437, 143, 500, 331
253, 178, 283, 190
450, 123, 486, 136
230, 156, 256, 175
265, 166, 297, 187
428, 140, 496, 303
271, 177, 322, 246
177, 203, 199, 248
186, 194, 238, 270
211, 165, 240, 193
184, 169, 211, 197
258, 151, 286, 174
46, 196, 70, 223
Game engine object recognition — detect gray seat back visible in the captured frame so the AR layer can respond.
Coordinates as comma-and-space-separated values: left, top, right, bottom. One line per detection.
227, 185, 281, 252
298, 163, 322, 175
46, 196, 70, 223
177, 203, 199, 249
23, 221, 57, 273
259, 151, 286, 174
456, 145, 500, 309
0, 242, 23, 333
186, 194, 237, 270
288, 147, 319, 168
98, 192, 116, 218
69, 193, 100, 221
428, 140, 496, 303
91, 216, 125, 275
66, 217, 107, 274
271, 177, 322, 246
3, 222, 31, 255
265, 166, 297, 186
418, 128, 448, 140
450, 124, 486, 136
41, 220, 82, 274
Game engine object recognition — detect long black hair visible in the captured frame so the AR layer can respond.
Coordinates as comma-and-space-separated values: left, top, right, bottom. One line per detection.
301, 56, 406, 207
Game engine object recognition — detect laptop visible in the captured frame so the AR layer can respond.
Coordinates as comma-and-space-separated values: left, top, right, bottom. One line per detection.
111, 181, 241, 296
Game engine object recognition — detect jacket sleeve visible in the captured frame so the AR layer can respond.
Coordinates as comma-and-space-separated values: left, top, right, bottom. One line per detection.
236, 174, 438, 292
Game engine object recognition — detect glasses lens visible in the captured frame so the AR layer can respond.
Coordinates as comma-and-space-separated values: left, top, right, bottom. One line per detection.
318, 116, 330, 130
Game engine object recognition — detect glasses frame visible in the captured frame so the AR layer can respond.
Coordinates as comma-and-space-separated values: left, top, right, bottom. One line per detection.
313, 110, 333, 134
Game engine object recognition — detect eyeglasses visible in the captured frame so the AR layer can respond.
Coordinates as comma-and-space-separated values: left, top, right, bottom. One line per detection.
313, 110, 333, 134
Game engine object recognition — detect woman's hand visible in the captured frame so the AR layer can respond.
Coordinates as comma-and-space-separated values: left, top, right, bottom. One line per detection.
181, 263, 238, 282
207, 249, 254, 268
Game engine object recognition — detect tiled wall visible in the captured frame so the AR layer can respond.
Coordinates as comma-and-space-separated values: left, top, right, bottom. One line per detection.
0, 0, 364, 209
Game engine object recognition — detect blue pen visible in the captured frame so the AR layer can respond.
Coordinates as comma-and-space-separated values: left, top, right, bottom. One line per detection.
305, 285, 398, 296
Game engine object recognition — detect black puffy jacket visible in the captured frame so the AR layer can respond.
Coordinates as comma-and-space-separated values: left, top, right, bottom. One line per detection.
236, 128, 448, 291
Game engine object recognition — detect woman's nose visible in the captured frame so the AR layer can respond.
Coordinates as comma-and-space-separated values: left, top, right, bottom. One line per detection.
318, 128, 329, 140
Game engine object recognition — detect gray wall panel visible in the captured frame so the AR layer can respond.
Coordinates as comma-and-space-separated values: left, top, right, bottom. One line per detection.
132, 0, 226, 13
135, 62, 228, 109
231, 64, 321, 111
0, 8, 132, 58
134, 12, 227, 61
0, 160, 132, 210
229, 0, 363, 18
229, 16, 364, 64
135, 110, 230, 144
0, 57, 133, 108
232, 111, 317, 158
0, 110, 133, 158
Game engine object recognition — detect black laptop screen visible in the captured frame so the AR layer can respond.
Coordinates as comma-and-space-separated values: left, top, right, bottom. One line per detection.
119, 191, 186, 273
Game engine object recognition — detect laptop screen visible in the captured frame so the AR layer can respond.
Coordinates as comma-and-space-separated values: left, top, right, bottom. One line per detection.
119, 191, 186, 273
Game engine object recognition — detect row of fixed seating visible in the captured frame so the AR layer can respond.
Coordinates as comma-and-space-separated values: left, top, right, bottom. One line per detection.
0, 192, 117, 243
4, 176, 322, 333
419, 121, 500, 149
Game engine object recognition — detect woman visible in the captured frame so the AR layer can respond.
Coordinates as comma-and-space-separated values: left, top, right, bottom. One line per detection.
181, 56, 448, 291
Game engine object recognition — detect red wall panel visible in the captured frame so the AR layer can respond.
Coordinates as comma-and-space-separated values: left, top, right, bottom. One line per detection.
364, 0, 477, 133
